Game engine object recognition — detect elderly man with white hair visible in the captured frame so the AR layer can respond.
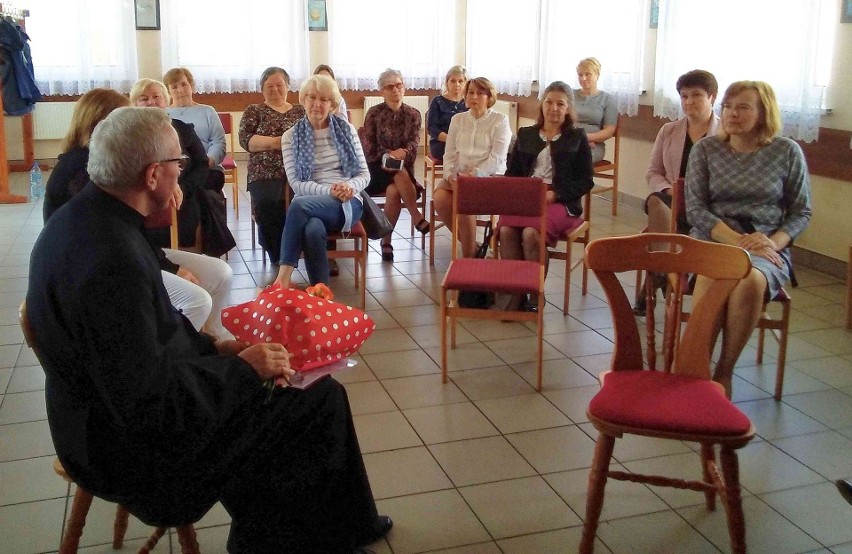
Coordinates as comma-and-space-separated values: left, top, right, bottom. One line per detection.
26, 106, 391, 553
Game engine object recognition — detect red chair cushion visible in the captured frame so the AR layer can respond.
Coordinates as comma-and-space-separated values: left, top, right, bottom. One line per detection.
589, 370, 752, 437
427, 155, 442, 165
222, 155, 237, 170
444, 259, 540, 294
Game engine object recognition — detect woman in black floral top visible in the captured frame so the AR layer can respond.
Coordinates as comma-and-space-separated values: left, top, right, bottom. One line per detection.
239, 67, 306, 264
361, 68, 428, 262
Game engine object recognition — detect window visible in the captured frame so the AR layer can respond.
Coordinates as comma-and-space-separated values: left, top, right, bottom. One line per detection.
160, 0, 309, 93
538, 0, 645, 115
328, 0, 455, 90
465, 0, 539, 96
28, 0, 138, 95
654, 0, 834, 142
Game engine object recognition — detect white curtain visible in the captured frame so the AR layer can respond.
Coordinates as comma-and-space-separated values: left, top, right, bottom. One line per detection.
654, 0, 831, 142
28, 0, 138, 95
160, 0, 309, 93
465, 0, 538, 96
538, 0, 644, 115
328, 0, 455, 91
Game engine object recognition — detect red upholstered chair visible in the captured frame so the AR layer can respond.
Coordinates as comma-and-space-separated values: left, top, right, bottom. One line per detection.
19, 302, 199, 554
644, 178, 793, 399
579, 234, 756, 554
218, 112, 240, 214
440, 176, 547, 390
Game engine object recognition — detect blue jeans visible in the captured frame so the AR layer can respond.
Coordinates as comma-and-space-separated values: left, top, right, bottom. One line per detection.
280, 195, 363, 285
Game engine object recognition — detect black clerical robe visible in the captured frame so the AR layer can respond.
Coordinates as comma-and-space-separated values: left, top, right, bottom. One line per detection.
27, 183, 377, 553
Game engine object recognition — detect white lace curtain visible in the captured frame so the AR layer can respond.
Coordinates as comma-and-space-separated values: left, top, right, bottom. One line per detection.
28, 0, 138, 95
160, 0, 309, 93
654, 0, 831, 142
328, 0, 455, 91
465, 0, 538, 97
538, 0, 644, 115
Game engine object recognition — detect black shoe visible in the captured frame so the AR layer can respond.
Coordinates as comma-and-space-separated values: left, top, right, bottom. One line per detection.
837, 479, 852, 505
632, 294, 647, 317
329, 259, 340, 276
356, 515, 393, 546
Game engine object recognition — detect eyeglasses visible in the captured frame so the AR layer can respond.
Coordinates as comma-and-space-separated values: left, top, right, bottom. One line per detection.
383, 82, 404, 91
157, 154, 189, 170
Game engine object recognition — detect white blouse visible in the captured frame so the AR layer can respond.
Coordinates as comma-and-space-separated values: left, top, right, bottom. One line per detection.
443, 109, 512, 178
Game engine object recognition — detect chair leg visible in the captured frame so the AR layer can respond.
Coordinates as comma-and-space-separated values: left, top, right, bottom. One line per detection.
113, 504, 131, 549
719, 447, 747, 554
176, 524, 200, 554
774, 300, 791, 401
59, 487, 94, 554
139, 527, 167, 554
440, 289, 449, 383
580, 433, 616, 554
700, 443, 717, 511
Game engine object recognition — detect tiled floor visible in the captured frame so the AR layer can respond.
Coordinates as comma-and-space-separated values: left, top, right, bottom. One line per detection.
1, 165, 851, 554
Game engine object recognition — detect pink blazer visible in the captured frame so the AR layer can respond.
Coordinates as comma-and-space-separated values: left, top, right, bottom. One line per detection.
646, 113, 721, 194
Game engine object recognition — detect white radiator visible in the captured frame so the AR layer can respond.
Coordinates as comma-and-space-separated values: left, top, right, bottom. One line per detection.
493, 99, 518, 134
363, 95, 429, 153
33, 102, 76, 140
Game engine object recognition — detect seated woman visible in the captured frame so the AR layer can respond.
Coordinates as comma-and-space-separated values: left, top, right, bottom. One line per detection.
634, 69, 721, 315
427, 65, 468, 162
130, 78, 208, 250
163, 67, 227, 191
574, 57, 617, 163
497, 81, 594, 311
433, 76, 512, 259
687, 80, 811, 397
313, 64, 348, 120
238, 67, 306, 264
272, 74, 369, 289
360, 68, 429, 262
43, 88, 233, 338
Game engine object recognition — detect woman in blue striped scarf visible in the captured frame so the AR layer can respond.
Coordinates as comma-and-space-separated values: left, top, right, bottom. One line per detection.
273, 75, 370, 288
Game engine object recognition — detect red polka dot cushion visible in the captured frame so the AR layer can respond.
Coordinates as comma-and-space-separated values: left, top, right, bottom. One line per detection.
221, 285, 375, 371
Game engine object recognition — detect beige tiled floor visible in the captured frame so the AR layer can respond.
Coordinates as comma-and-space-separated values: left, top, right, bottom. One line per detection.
1, 165, 851, 554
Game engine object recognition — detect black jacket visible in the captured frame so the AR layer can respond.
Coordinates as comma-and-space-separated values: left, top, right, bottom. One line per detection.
506, 126, 594, 216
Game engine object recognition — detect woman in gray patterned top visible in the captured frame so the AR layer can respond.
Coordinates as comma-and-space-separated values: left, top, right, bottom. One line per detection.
686, 80, 811, 397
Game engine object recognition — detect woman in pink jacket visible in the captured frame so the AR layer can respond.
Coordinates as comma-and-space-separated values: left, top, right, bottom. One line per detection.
636, 69, 720, 314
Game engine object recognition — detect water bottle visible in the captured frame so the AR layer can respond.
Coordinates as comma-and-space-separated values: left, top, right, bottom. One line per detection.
29, 162, 44, 201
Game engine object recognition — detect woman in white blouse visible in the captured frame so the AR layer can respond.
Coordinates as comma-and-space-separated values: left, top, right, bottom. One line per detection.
433, 76, 512, 258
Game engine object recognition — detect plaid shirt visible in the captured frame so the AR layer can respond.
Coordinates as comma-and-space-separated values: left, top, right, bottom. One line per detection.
686, 136, 811, 241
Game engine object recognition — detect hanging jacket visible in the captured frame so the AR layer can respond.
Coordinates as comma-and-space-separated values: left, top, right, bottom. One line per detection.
0, 17, 41, 115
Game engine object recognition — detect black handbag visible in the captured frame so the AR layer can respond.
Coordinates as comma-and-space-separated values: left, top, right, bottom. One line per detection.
458, 219, 494, 309
359, 191, 393, 240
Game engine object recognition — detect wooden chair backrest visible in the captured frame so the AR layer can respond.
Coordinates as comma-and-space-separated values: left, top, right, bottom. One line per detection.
585, 233, 751, 378
670, 177, 686, 234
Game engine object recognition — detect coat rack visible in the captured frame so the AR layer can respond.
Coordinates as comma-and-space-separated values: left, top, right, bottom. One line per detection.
0, 2, 31, 204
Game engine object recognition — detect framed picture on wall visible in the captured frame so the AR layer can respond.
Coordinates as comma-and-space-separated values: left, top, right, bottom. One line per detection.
135, 0, 160, 30
843, 0, 852, 23
308, 0, 328, 31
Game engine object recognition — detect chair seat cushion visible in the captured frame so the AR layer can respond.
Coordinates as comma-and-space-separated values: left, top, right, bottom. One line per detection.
772, 288, 791, 302
589, 370, 752, 437
444, 259, 540, 294
222, 156, 236, 170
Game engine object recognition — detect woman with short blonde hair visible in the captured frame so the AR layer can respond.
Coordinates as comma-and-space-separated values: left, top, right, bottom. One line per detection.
574, 57, 617, 163
427, 65, 468, 161
686, 80, 811, 397
163, 66, 228, 192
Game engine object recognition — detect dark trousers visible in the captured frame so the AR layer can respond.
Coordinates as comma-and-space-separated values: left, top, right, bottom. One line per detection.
248, 179, 287, 264
221, 377, 378, 553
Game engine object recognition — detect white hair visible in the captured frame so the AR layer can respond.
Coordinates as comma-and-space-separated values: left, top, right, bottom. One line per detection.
88, 107, 173, 191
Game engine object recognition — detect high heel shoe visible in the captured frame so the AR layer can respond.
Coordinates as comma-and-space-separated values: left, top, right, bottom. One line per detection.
380, 243, 394, 262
